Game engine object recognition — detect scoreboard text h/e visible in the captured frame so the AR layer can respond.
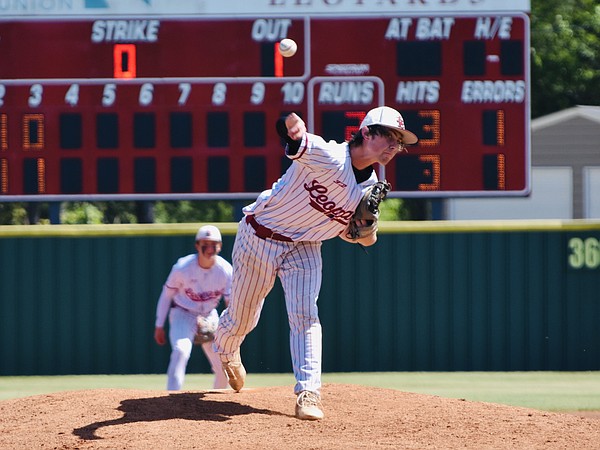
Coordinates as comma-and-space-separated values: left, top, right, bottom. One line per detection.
0, 12, 530, 200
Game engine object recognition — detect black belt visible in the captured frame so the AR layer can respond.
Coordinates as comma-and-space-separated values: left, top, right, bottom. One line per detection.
246, 215, 293, 242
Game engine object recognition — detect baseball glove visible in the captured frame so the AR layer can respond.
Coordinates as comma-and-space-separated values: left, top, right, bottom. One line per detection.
344, 180, 391, 241
194, 315, 218, 345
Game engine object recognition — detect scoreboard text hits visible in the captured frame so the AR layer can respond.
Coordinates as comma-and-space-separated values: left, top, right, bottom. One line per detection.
0, 14, 530, 200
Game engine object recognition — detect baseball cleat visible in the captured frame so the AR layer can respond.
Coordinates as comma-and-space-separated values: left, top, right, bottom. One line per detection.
295, 390, 324, 420
221, 353, 246, 392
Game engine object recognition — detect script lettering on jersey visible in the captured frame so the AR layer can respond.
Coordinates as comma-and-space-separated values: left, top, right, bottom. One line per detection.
91, 20, 160, 43
304, 179, 354, 224
184, 288, 224, 303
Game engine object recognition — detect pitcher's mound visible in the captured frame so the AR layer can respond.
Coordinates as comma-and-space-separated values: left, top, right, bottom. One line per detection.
1, 383, 599, 449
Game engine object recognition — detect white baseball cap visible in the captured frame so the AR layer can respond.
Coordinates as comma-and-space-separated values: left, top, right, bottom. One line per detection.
195, 225, 222, 242
360, 106, 418, 145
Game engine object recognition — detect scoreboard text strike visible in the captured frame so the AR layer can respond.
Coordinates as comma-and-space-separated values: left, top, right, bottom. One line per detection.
0, 14, 530, 200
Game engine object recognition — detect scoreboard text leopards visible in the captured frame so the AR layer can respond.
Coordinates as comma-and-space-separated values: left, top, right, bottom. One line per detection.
0, 14, 530, 199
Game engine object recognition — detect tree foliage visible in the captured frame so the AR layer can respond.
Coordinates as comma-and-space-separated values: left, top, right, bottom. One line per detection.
0, 200, 236, 225
530, 0, 600, 117
153, 200, 235, 223
59, 200, 235, 224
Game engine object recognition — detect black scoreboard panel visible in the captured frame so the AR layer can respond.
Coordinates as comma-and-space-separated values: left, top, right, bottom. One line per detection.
0, 14, 530, 199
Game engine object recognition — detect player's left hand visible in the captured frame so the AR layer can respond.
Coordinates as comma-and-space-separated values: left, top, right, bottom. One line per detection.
154, 327, 166, 345
342, 180, 391, 245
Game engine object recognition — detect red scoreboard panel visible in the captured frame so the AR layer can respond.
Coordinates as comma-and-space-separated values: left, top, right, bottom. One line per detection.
0, 14, 530, 200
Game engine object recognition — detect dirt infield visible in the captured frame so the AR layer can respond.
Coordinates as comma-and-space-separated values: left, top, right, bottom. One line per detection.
1, 383, 599, 449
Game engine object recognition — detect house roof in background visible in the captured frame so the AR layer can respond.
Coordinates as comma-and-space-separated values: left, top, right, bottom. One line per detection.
532, 105, 600, 131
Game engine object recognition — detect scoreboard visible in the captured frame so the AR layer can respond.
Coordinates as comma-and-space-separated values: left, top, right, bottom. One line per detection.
0, 11, 530, 200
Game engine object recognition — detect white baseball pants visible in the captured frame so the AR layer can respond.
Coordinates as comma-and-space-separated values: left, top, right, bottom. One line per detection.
214, 218, 323, 394
167, 306, 228, 390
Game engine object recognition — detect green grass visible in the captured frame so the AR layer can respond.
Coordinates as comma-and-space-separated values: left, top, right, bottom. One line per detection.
325, 372, 600, 412
1, 372, 600, 413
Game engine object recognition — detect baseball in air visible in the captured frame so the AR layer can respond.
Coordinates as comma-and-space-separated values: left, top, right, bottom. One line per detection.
279, 38, 297, 57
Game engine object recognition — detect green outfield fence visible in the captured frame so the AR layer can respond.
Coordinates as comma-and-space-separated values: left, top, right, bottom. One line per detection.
1, 220, 599, 376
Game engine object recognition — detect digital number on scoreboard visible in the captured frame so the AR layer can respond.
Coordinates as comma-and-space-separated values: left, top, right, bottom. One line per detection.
0, 14, 530, 199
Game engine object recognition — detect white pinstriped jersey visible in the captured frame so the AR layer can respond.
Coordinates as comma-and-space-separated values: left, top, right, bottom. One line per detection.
155, 254, 232, 327
243, 132, 378, 241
